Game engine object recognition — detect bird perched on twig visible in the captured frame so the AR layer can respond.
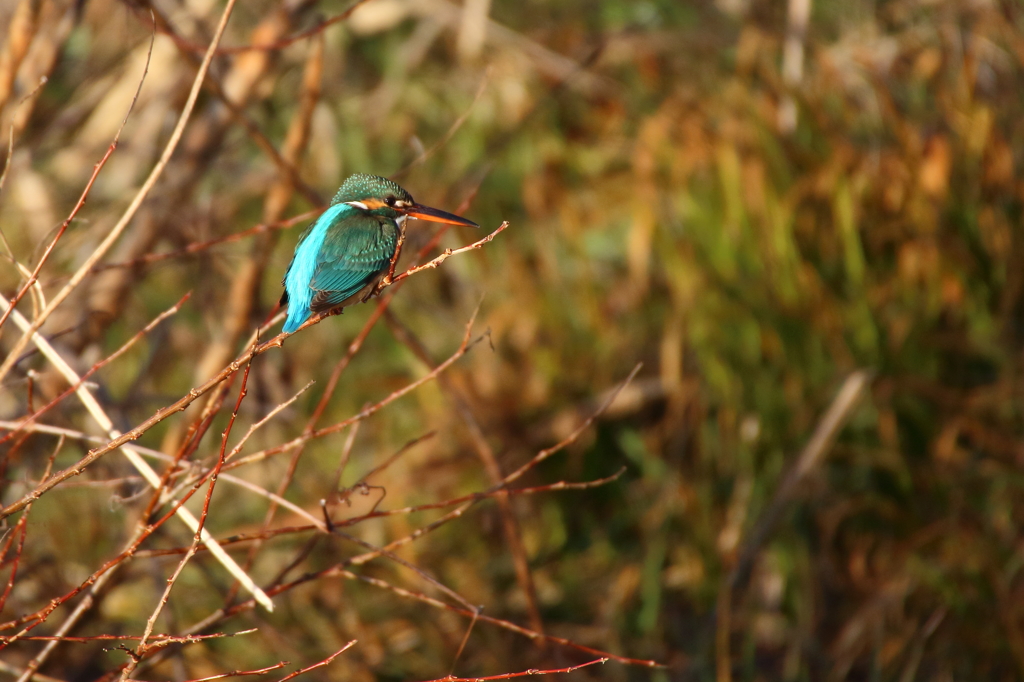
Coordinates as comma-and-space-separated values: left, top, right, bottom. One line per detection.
281, 174, 478, 333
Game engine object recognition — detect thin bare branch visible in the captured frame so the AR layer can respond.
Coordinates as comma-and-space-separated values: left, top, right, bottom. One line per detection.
503, 363, 642, 487
387, 221, 509, 287
166, 662, 287, 682
226, 380, 315, 461
275, 640, 356, 681
0, 630, 256, 644
335, 570, 663, 668
427, 657, 608, 682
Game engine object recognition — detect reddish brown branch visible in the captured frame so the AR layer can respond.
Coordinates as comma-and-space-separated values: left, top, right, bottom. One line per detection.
225, 197, 486, 599
132, 468, 626, 559
502, 363, 643, 487
169, 662, 287, 682
426, 657, 609, 682
0, 404, 255, 637
0, 630, 254, 644
275, 640, 356, 681
0, 500, 30, 615
389, 222, 510, 287
335, 571, 663, 668
136, 2, 324, 206
327, 524, 476, 612
0, 436, 57, 616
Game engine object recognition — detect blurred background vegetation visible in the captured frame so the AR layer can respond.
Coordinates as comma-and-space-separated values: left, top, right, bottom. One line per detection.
2, 0, 1024, 679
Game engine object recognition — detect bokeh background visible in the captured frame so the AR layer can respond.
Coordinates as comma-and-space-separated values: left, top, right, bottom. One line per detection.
2, 0, 1024, 679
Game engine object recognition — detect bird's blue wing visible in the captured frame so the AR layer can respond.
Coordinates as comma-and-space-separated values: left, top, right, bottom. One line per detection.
282, 205, 352, 332
308, 220, 398, 313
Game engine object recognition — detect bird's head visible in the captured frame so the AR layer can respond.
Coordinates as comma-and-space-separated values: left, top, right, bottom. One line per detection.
330, 174, 478, 228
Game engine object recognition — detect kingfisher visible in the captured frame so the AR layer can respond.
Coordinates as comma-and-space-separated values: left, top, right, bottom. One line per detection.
280, 174, 478, 333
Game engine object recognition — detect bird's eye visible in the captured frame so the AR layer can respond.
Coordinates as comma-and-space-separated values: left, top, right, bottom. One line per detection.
385, 196, 396, 206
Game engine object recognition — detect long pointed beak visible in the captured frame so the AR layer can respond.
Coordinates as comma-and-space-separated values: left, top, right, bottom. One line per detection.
403, 203, 479, 228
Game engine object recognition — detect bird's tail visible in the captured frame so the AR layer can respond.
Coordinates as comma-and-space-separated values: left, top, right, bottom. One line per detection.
282, 305, 310, 334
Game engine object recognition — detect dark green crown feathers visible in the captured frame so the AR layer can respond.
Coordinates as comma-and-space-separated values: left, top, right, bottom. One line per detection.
330, 174, 413, 206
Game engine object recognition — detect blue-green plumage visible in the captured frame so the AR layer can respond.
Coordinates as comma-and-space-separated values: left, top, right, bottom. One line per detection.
281, 174, 477, 333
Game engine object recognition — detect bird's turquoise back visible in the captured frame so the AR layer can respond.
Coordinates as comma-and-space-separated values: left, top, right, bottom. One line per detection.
282, 204, 400, 332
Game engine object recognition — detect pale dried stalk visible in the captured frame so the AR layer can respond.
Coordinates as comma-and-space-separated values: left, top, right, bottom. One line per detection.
778, 0, 811, 134
0, 293, 274, 612
456, 0, 491, 61
0, 0, 40, 115
727, 370, 870, 593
